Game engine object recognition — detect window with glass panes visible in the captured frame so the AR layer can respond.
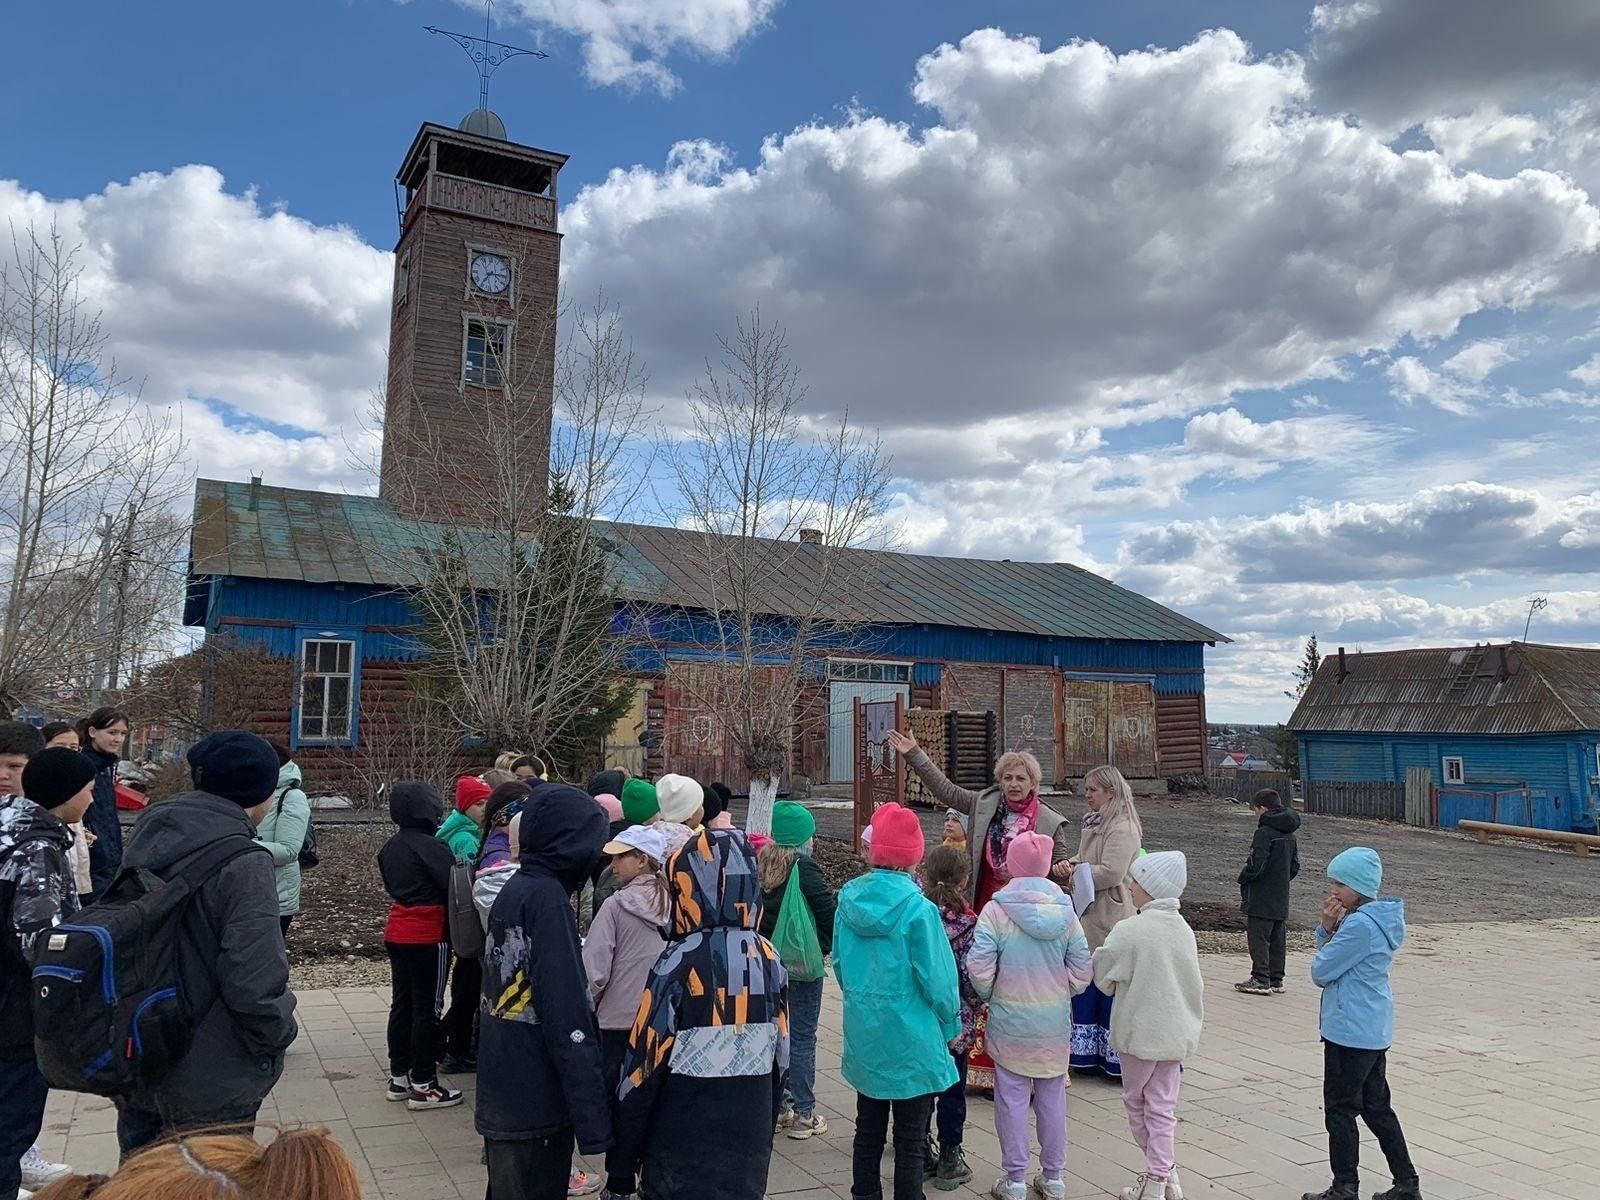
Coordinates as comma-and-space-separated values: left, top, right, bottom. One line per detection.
828, 660, 911, 683
299, 639, 354, 742
463, 318, 509, 388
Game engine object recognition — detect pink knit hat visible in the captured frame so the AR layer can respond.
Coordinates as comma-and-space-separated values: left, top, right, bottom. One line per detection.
595, 793, 623, 823
870, 803, 925, 869
1005, 831, 1054, 880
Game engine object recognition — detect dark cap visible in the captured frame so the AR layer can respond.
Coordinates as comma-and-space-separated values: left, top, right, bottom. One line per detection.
22, 747, 97, 810
187, 730, 279, 807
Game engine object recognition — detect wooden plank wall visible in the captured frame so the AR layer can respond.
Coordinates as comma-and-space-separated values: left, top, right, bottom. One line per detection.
1156, 693, 1206, 775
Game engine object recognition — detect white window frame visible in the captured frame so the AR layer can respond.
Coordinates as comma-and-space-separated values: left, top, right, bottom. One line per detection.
299, 638, 355, 744
395, 251, 410, 308
1442, 755, 1465, 786
464, 244, 516, 304
462, 315, 513, 389
828, 658, 912, 684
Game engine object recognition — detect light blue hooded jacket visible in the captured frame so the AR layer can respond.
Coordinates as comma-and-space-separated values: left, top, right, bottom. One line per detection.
1311, 896, 1405, 1050
254, 761, 310, 917
833, 868, 960, 1100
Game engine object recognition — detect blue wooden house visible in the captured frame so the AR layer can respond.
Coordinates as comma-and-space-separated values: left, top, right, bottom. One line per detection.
1288, 643, 1600, 832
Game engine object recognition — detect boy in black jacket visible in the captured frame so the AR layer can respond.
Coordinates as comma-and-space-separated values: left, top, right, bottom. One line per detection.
477, 783, 612, 1200
378, 781, 462, 1110
1236, 787, 1301, 996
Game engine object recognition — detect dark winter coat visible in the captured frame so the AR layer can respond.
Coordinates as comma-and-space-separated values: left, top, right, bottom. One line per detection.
759, 852, 837, 955
476, 784, 612, 1151
0, 797, 78, 1061
378, 783, 456, 944
1238, 806, 1301, 921
120, 791, 298, 1121
83, 746, 123, 898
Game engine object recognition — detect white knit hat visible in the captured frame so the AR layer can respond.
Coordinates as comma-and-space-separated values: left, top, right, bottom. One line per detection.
1130, 850, 1187, 901
655, 774, 705, 824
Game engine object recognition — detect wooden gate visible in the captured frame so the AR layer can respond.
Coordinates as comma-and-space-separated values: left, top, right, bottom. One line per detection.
853, 695, 905, 851
662, 660, 789, 785
1058, 677, 1159, 777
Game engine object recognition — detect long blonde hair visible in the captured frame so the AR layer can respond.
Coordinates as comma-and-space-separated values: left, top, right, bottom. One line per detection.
1083, 764, 1144, 842
33, 1127, 361, 1200
758, 842, 798, 893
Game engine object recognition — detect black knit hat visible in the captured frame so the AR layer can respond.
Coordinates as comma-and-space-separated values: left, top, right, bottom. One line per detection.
22, 747, 98, 810
187, 730, 279, 807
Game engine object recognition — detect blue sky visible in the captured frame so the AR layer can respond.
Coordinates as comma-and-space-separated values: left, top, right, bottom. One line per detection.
4, 0, 1599, 721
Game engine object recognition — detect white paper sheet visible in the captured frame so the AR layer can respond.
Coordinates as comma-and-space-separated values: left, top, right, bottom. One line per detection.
1071, 862, 1096, 916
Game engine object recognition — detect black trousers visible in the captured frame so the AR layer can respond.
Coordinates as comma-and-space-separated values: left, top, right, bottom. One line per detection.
280, 914, 294, 937
115, 1102, 259, 1162
386, 941, 448, 1083
933, 1051, 969, 1149
445, 954, 482, 1060
1247, 916, 1287, 985
484, 1130, 575, 1200
599, 1028, 635, 1196
0, 1058, 48, 1199
1322, 1041, 1418, 1191
853, 1092, 935, 1200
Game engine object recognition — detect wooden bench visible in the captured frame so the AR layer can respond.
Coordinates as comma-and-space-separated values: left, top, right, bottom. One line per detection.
1457, 820, 1600, 857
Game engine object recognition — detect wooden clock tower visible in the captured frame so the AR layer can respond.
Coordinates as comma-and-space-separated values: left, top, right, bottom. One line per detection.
378, 112, 567, 522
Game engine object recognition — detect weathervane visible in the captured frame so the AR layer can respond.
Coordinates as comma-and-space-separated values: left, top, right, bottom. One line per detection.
426, 1, 546, 114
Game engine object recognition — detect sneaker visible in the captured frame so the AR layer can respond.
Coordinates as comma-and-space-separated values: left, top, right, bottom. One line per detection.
1302, 1188, 1358, 1200
1271, 983, 1286, 994
991, 1179, 1027, 1200
385, 1074, 411, 1102
19, 1190, 34, 1200
1031, 1174, 1067, 1200
1371, 1184, 1423, 1200
405, 1079, 464, 1110
20, 1146, 71, 1189
568, 1170, 604, 1197
787, 1113, 829, 1140
935, 1144, 973, 1191
1120, 1173, 1150, 1200
1234, 978, 1273, 996
439, 1053, 478, 1074
1165, 1166, 1184, 1200
774, 1105, 796, 1132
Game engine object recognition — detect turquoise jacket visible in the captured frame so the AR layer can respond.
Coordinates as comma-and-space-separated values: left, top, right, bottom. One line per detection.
833, 868, 960, 1100
254, 762, 310, 917
1311, 896, 1405, 1050
437, 809, 484, 862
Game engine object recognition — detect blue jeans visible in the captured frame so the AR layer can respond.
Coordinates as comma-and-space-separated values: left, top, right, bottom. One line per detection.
786, 976, 824, 1117
0, 1059, 48, 1200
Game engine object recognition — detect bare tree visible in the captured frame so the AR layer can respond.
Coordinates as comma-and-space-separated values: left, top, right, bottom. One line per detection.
664, 309, 894, 833
0, 224, 188, 711
374, 292, 651, 770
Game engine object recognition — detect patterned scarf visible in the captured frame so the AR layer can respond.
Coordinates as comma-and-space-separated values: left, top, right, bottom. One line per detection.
619, 829, 789, 1098
984, 792, 1040, 883
1082, 809, 1105, 827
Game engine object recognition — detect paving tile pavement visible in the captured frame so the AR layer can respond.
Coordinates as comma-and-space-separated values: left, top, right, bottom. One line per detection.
38, 917, 1600, 1200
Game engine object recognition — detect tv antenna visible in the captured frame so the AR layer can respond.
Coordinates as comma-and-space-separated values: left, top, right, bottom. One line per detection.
1522, 595, 1548, 641
426, 1, 546, 116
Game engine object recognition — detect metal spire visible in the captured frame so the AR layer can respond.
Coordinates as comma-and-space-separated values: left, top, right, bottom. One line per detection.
426, 1, 546, 113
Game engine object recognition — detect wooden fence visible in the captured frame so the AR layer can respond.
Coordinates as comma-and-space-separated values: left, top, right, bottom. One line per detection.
1304, 779, 1406, 821
1205, 770, 1295, 801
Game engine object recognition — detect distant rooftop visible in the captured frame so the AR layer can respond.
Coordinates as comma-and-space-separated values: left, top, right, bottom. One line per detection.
187, 479, 1227, 645
1287, 642, 1600, 735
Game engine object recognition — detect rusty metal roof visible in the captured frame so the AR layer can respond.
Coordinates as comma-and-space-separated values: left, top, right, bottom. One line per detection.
1286, 642, 1600, 735
188, 479, 1226, 644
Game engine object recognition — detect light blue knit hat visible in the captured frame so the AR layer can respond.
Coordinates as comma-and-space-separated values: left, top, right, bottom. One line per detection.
1327, 846, 1382, 898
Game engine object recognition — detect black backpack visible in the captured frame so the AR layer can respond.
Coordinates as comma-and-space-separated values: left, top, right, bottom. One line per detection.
447, 858, 484, 960
276, 786, 319, 869
31, 835, 265, 1097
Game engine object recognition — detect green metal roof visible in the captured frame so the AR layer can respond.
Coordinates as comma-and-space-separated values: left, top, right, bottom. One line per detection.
189, 479, 1227, 644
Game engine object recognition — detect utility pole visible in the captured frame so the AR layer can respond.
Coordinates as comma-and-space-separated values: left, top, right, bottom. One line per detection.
1523, 595, 1548, 642
107, 505, 137, 693
89, 513, 113, 705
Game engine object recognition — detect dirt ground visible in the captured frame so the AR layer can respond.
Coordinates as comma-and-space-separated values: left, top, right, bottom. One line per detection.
290, 792, 1600, 971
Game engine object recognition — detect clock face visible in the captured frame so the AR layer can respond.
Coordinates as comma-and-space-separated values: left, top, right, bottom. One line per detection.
470, 253, 511, 295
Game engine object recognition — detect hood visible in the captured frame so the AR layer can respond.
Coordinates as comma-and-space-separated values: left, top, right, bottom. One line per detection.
1351, 896, 1406, 950
1260, 807, 1301, 834
615, 873, 669, 924
277, 761, 302, 791
0, 796, 68, 851
586, 768, 626, 799
518, 783, 607, 891
122, 791, 258, 872
666, 828, 761, 937
389, 781, 444, 831
838, 868, 926, 938
992, 877, 1076, 941
940, 903, 977, 942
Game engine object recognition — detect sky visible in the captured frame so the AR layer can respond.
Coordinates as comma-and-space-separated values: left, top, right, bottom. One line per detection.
3, 0, 1599, 723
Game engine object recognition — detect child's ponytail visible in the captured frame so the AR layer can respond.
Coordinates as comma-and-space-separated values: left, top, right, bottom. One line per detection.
758, 842, 798, 893
255, 1126, 364, 1199
921, 844, 971, 913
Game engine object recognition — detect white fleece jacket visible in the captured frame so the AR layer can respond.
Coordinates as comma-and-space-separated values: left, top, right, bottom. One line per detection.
1090, 897, 1205, 1062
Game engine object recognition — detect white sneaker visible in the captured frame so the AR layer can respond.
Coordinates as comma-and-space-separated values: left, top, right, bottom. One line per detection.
1165, 1167, 1184, 1200
1031, 1174, 1067, 1199
992, 1179, 1028, 1200
567, 1169, 604, 1196
787, 1113, 829, 1140
20, 1145, 71, 1188
1121, 1172, 1151, 1200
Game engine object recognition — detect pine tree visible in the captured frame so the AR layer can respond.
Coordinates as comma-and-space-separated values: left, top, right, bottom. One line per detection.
1289, 633, 1321, 699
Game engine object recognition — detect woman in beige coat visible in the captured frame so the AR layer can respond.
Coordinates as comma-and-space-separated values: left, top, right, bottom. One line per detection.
1067, 764, 1143, 1077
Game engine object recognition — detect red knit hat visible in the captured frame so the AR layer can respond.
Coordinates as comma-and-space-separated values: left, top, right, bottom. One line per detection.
455, 775, 492, 813
869, 803, 924, 869
1005, 831, 1053, 880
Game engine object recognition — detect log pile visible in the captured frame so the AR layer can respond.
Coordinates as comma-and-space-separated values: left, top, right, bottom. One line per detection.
903, 707, 948, 808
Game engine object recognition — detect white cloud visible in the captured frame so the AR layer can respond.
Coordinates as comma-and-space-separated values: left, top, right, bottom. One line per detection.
1441, 338, 1513, 382
477, 0, 781, 94
1385, 357, 1477, 415
565, 28, 1600, 467
1571, 353, 1600, 386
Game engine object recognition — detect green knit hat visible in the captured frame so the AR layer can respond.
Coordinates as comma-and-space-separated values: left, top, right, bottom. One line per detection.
770, 801, 816, 848
620, 777, 660, 824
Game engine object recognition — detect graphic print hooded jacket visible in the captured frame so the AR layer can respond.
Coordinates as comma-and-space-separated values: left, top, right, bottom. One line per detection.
612, 828, 789, 1200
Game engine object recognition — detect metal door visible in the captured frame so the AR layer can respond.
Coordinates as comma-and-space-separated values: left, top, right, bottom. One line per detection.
829, 680, 910, 783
